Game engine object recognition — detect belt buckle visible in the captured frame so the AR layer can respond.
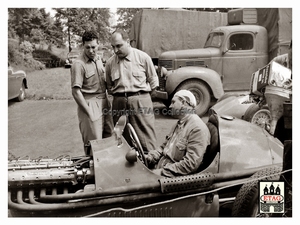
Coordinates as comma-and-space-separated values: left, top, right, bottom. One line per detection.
125, 92, 128, 97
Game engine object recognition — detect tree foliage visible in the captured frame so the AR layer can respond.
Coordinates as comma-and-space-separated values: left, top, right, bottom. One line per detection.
115, 8, 143, 32
8, 8, 63, 46
8, 7, 112, 70
54, 8, 111, 50
8, 8, 64, 70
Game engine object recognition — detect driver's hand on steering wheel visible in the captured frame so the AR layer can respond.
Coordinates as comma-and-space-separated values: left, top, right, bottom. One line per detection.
145, 154, 152, 164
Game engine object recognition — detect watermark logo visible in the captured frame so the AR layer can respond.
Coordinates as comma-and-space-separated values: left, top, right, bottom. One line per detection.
259, 181, 285, 213
102, 107, 195, 116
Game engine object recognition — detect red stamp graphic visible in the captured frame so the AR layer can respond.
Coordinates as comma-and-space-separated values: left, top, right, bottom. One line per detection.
259, 181, 285, 213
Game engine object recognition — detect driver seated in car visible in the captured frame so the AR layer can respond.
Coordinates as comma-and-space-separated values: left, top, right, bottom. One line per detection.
146, 90, 211, 177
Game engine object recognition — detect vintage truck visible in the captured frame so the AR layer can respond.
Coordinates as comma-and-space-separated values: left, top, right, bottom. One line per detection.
129, 8, 228, 65
130, 8, 292, 116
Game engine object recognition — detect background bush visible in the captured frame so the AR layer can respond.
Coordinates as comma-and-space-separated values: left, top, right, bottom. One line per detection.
8, 38, 46, 71
8, 41, 69, 72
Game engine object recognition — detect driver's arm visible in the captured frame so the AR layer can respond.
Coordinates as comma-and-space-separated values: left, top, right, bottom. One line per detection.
146, 147, 163, 166
146, 127, 175, 166
162, 127, 210, 177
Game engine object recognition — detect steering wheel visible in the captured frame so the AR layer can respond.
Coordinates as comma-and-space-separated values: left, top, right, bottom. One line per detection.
126, 123, 148, 167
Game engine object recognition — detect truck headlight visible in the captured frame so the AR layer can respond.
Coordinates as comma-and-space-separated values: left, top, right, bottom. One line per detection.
161, 67, 168, 77
156, 66, 169, 79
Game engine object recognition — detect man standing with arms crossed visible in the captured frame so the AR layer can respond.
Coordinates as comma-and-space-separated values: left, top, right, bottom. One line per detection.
106, 29, 159, 154
71, 30, 114, 155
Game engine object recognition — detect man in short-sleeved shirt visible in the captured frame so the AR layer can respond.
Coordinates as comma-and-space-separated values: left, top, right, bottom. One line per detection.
71, 30, 113, 155
106, 29, 159, 153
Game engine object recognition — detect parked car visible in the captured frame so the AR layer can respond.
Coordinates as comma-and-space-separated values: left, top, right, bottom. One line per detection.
209, 51, 292, 133
8, 66, 28, 102
8, 114, 283, 217
209, 94, 254, 119
209, 93, 272, 131
65, 52, 79, 68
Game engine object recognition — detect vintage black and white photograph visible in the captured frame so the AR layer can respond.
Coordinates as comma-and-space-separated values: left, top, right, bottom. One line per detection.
5, 0, 297, 220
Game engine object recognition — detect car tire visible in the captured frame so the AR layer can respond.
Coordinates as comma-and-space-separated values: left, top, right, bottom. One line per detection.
231, 166, 282, 217
17, 83, 26, 102
176, 80, 211, 117
243, 104, 271, 130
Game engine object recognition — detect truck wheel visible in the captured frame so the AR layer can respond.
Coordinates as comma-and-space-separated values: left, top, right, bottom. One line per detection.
231, 166, 281, 217
243, 104, 271, 130
17, 83, 26, 102
176, 80, 211, 117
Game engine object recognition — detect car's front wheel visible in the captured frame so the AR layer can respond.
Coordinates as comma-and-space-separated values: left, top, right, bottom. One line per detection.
243, 104, 271, 130
17, 83, 26, 102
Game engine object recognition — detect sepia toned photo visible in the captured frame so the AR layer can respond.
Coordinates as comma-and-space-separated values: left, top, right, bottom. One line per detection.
7, 4, 294, 219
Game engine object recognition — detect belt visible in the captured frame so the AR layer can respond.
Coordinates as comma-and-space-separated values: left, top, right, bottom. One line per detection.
113, 91, 149, 97
83, 93, 106, 99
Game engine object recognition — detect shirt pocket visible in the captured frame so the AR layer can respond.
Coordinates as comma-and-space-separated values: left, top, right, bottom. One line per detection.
132, 71, 146, 83
84, 71, 98, 89
173, 138, 188, 161
85, 70, 95, 79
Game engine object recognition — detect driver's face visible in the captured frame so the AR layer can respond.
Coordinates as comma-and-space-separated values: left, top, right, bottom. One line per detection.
169, 96, 185, 118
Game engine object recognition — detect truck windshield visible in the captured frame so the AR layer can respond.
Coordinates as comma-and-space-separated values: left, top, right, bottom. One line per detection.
204, 32, 224, 48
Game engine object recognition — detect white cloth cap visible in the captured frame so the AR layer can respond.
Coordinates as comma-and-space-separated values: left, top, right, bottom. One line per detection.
174, 90, 197, 107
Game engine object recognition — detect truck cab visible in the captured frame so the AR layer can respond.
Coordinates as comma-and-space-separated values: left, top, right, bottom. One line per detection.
156, 9, 269, 116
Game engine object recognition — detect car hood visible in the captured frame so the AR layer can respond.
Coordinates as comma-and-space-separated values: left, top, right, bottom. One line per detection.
217, 115, 283, 173
159, 47, 221, 60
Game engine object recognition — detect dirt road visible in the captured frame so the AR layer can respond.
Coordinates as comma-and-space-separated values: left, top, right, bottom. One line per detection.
8, 100, 187, 158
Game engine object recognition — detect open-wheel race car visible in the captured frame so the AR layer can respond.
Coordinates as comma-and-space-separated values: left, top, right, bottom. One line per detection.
8, 112, 284, 217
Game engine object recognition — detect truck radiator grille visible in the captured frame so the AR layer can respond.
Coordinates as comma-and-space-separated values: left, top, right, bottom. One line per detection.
158, 60, 173, 70
186, 61, 205, 67
158, 76, 166, 90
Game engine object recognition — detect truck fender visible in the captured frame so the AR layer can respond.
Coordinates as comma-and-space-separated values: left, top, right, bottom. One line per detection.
165, 67, 224, 98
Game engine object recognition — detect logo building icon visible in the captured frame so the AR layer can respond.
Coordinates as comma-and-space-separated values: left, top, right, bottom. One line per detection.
259, 181, 285, 213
